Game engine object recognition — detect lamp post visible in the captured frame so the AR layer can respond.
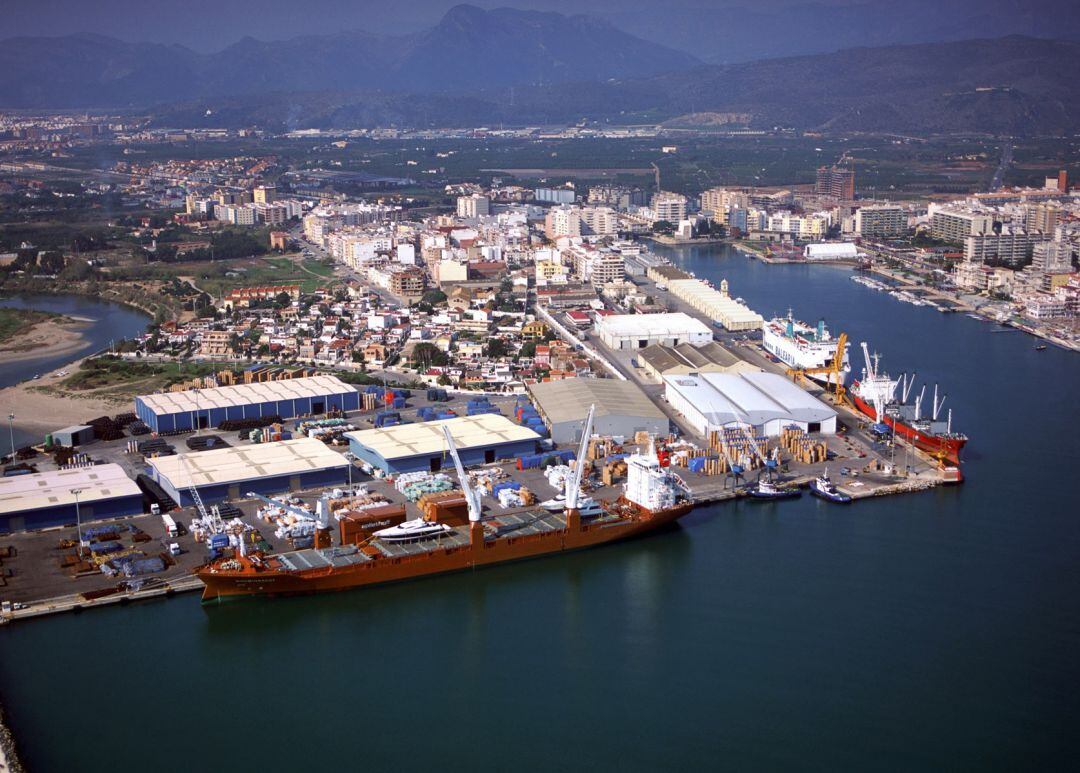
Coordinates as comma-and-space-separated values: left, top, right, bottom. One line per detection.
6, 412, 14, 464
344, 452, 355, 490
71, 488, 85, 554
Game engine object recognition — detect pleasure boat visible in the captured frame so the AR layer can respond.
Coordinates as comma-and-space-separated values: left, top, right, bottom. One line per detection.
539, 494, 603, 516
372, 518, 454, 542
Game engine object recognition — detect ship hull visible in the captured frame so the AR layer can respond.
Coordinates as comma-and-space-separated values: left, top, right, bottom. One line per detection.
197, 502, 693, 601
851, 392, 967, 466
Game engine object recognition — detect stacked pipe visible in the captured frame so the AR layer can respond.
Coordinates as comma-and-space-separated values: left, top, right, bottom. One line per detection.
780, 426, 827, 464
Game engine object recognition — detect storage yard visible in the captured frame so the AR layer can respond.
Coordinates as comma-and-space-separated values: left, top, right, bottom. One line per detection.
1, 282, 959, 623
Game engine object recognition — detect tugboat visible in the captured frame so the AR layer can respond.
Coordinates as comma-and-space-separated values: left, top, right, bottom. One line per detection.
809, 469, 852, 504
747, 478, 801, 500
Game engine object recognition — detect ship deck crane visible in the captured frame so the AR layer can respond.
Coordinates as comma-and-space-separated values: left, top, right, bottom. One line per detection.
246, 491, 333, 548
565, 404, 596, 515
441, 425, 481, 525
787, 331, 849, 405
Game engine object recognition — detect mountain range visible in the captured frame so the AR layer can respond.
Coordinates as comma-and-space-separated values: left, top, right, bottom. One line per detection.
1, 5, 1078, 136
0, 5, 697, 108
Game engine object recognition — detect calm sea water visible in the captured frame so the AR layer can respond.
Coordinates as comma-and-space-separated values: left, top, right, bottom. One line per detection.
1, 248, 1078, 771
0, 294, 150, 447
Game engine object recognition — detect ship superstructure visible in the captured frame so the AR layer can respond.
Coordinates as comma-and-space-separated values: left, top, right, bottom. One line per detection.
762, 312, 851, 384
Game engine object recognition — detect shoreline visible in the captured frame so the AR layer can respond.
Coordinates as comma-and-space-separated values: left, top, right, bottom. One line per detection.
0, 317, 91, 366
0, 699, 24, 773
0, 353, 130, 443
0, 281, 173, 323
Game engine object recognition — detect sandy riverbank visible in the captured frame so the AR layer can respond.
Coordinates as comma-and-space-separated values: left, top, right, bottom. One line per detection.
0, 362, 128, 441
0, 316, 90, 366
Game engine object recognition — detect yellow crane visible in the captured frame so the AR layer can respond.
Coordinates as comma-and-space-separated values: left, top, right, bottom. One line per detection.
786, 332, 850, 405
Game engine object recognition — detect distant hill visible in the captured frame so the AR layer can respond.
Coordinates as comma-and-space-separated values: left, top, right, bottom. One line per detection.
0, 5, 699, 108
150, 35, 1080, 136
603, 0, 1080, 64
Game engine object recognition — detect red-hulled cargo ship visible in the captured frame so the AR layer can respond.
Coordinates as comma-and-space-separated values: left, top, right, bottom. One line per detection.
196, 429, 694, 601
849, 342, 968, 469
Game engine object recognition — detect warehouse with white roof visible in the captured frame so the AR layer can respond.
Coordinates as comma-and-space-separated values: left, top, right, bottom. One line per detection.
346, 414, 541, 474
666, 278, 764, 331
664, 372, 837, 437
596, 312, 712, 351
135, 375, 361, 433
0, 464, 144, 532
147, 437, 351, 506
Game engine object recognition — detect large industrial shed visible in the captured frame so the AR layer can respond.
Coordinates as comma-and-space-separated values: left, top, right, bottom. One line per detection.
0, 464, 144, 532
527, 379, 668, 444
596, 312, 712, 351
134, 375, 361, 433
664, 372, 837, 438
147, 437, 350, 506
346, 415, 540, 475
638, 341, 760, 382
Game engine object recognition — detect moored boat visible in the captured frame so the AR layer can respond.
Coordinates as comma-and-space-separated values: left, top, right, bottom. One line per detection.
196, 409, 694, 601
747, 478, 801, 500
849, 341, 967, 467
809, 469, 852, 503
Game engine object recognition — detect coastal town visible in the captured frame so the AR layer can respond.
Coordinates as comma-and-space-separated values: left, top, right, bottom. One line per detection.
2, 3, 1080, 771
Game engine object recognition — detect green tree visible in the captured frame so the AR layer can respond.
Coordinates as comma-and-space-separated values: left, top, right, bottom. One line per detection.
412, 342, 449, 368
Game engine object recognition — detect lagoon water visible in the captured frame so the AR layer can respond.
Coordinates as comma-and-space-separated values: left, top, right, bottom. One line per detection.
1, 247, 1078, 771
0, 294, 150, 447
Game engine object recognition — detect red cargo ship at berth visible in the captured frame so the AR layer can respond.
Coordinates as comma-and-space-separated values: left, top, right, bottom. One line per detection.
849, 342, 968, 470
196, 412, 694, 601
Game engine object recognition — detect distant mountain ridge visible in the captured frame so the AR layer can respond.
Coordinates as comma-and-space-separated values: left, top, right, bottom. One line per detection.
150, 35, 1080, 136
0, 4, 699, 108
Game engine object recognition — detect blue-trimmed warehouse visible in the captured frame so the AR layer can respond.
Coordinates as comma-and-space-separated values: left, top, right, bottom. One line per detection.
135, 375, 361, 433
0, 464, 145, 533
147, 437, 351, 506
346, 414, 542, 475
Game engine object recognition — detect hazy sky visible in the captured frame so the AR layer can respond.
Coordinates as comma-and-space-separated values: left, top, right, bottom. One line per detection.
5, 0, 1077, 57
5, 0, 822, 50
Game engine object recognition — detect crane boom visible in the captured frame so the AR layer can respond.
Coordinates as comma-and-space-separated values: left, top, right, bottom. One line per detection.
246, 491, 315, 521
442, 425, 481, 523
566, 404, 595, 511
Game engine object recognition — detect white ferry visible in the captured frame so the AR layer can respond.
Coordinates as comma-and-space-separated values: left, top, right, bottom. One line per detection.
761, 312, 850, 385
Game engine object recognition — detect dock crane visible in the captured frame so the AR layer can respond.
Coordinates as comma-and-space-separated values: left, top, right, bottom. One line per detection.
786, 331, 849, 404
731, 418, 779, 483
180, 453, 225, 537
564, 405, 596, 529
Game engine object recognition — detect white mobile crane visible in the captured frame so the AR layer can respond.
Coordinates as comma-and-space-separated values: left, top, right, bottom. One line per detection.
180, 453, 226, 538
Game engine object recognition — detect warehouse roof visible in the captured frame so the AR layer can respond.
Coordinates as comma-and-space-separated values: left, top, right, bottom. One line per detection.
597, 312, 710, 337
136, 375, 356, 416
149, 437, 348, 488
346, 414, 540, 461
0, 463, 142, 515
664, 372, 836, 427
528, 379, 665, 425
639, 342, 756, 375
805, 242, 859, 259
